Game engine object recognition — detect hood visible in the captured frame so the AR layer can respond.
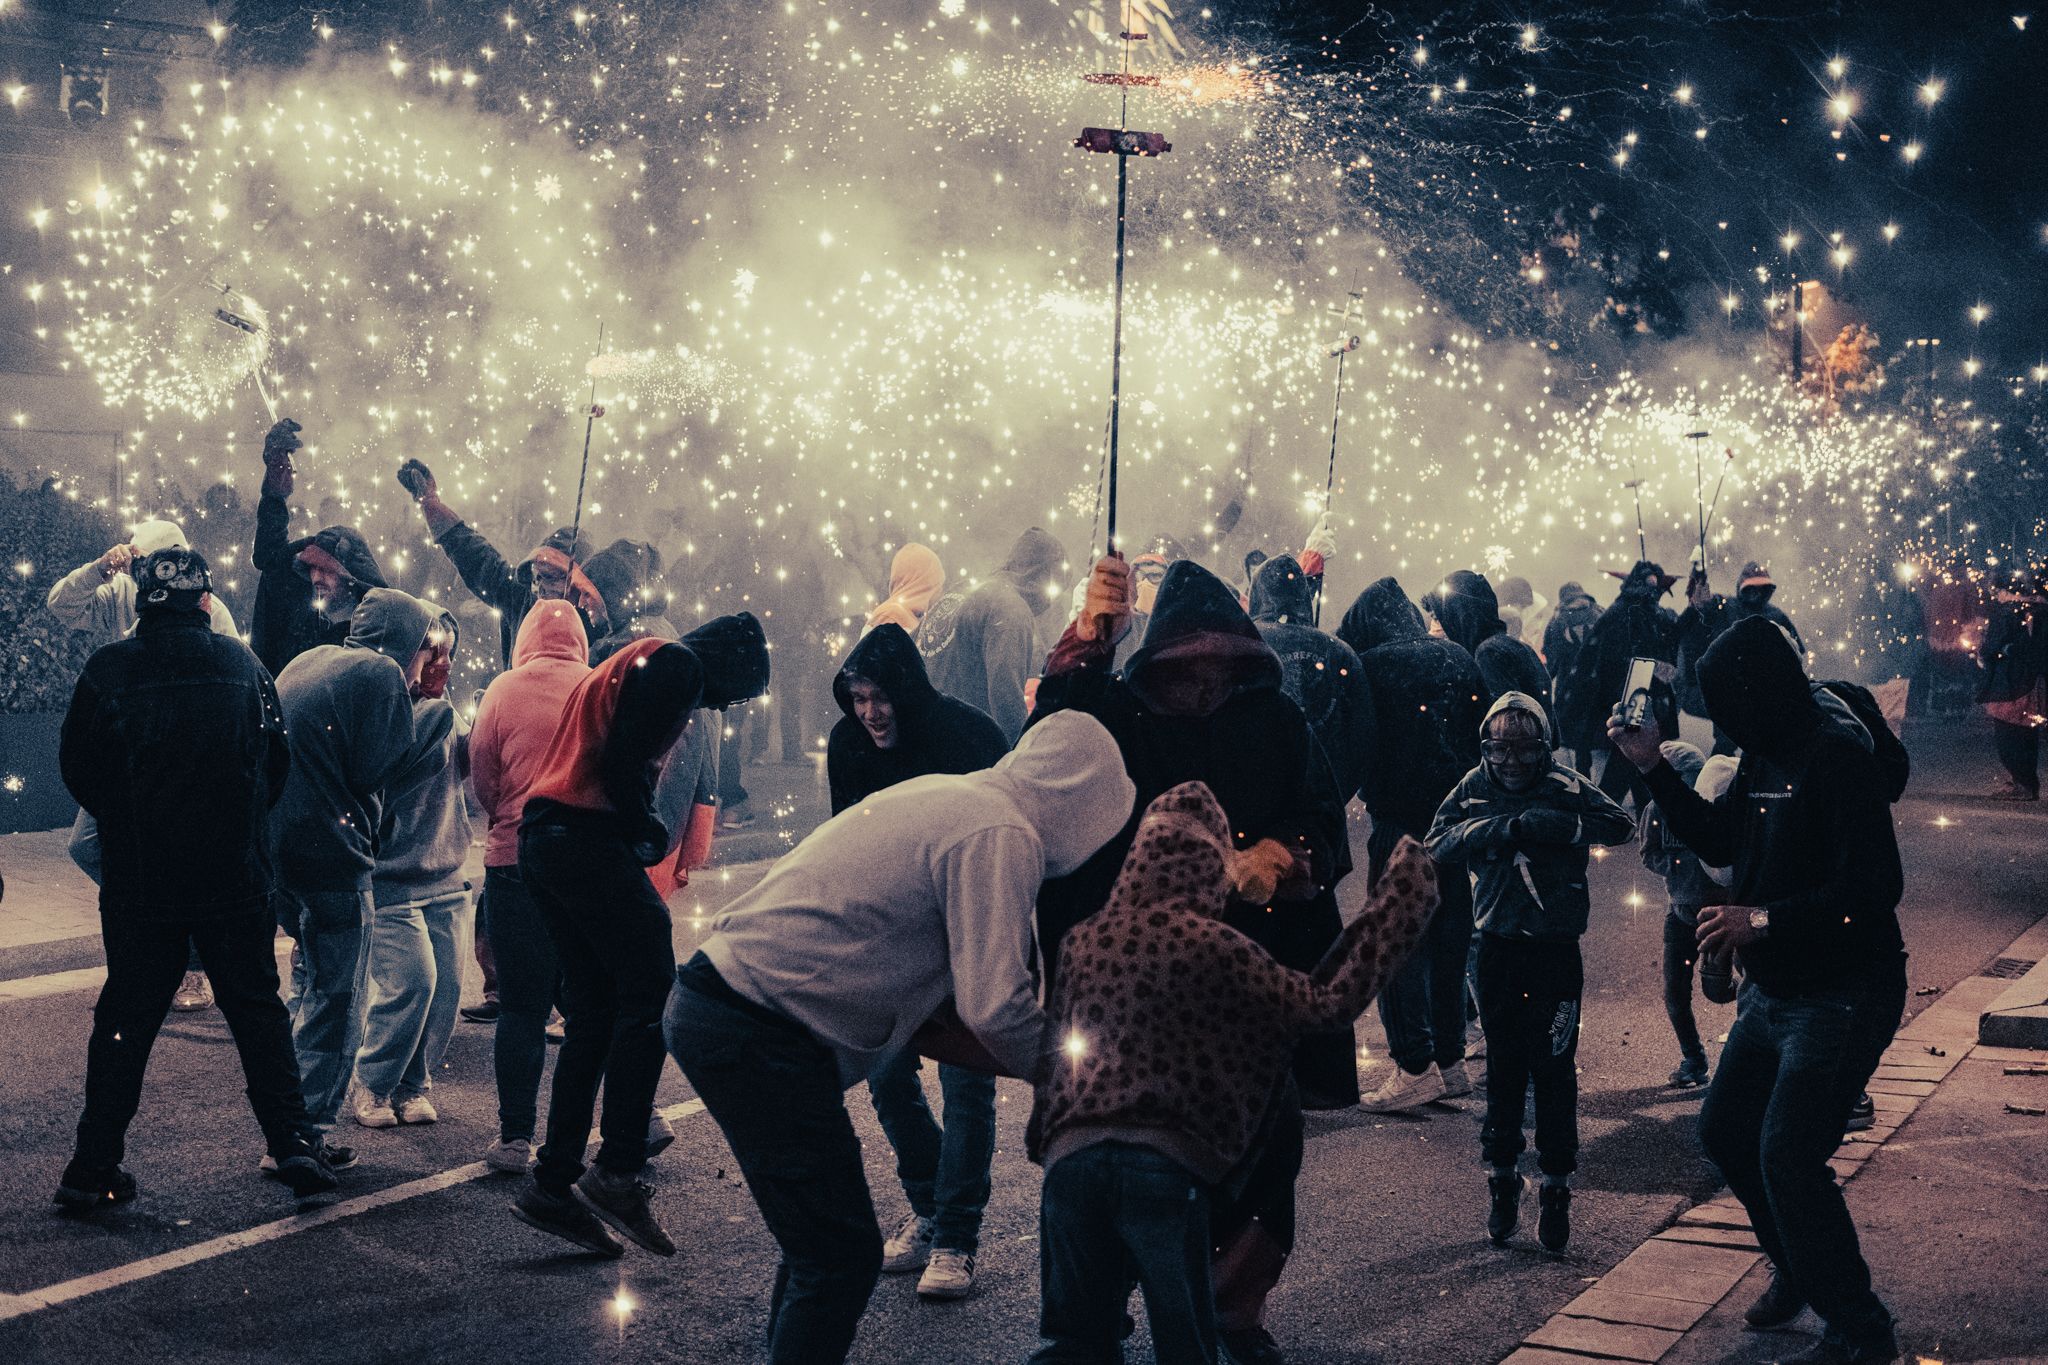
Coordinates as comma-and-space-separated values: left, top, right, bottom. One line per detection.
1614, 560, 1676, 601
523, 526, 593, 569
1480, 689, 1554, 747
291, 524, 389, 592
866, 543, 947, 634
1101, 781, 1233, 922
1697, 615, 1825, 758
1247, 553, 1316, 625
1336, 576, 1428, 656
1658, 739, 1706, 786
680, 611, 771, 710
510, 598, 592, 669
344, 588, 438, 667
1557, 581, 1595, 609
1428, 570, 1505, 654
1496, 576, 1535, 611
582, 538, 667, 623
993, 710, 1135, 877
834, 622, 940, 720
994, 527, 1065, 614
1124, 559, 1283, 708
129, 518, 189, 555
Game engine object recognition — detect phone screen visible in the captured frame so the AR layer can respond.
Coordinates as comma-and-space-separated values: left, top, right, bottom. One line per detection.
1622, 656, 1658, 727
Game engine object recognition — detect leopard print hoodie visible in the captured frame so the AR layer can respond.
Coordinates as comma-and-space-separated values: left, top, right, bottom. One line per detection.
1028, 780, 1439, 1181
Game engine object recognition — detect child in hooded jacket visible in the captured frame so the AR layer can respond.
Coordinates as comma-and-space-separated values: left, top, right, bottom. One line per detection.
1426, 691, 1633, 1253
1638, 739, 1728, 1090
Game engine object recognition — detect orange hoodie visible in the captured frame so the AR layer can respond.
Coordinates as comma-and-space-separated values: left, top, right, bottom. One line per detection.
469, 602, 590, 867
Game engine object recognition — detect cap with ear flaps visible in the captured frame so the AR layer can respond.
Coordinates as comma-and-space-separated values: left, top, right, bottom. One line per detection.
132, 547, 211, 610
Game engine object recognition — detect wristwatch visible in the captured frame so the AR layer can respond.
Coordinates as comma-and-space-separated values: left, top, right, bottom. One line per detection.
1748, 908, 1770, 936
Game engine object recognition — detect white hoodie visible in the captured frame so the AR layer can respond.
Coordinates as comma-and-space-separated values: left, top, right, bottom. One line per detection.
700, 709, 1135, 1085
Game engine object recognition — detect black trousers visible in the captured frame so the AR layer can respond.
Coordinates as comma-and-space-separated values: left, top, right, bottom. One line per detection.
1475, 935, 1582, 1177
1993, 719, 2040, 794
76, 908, 311, 1166
1662, 910, 1706, 1062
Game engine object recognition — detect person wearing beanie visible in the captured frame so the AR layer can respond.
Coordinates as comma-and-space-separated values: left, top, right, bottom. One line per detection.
919, 528, 1066, 743
1638, 739, 1729, 1089
55, 548, 339, 1207
250, 419, 389, 679
510, 614, 770, 1260
864, 543, 947, 638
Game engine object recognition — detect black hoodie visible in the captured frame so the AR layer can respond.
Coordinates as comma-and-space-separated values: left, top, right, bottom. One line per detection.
1032, 559, 1324, 983
1249, 554, 1374, 801
828, 623, 1010, 814
584, 538, 681, 664
1336, 577, 1487, 832
1427, 570, 1553, 712
1643, 617, 1905, 997
250, 499, 388, 678
919, 527, 1065, 743
1558, 561, 1677, 751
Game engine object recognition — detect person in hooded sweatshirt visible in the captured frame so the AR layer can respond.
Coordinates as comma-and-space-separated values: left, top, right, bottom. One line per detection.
509, 615, 770, 1260
1543, 583, 1603, 772
1638, 740, 1728, 1090
583, 537, 682, 664
1608, 617, 1907, 1365
351, 609, 474, 1130
665, 710, 1132, 1365
1247, 552, 1375, 1109
919, 527, 1065, 743
250, 419, 389, 679
55, 548, 339, 1208
468, 602, 591, 1174
1425, 569, 1553, 712
1033, 555, 1331, 1365
865, 542, 947, 637
272, 587, 439, 1161
1427, 692, 1634, 1253
1676, 561, 1804, 747
826, 622, 1009, 1299
1498, 575, 1550, 649
1028, 783, 1439, 1365
393, 455, 611, 666
1560, 560, 1679, 808
1335, 577, 1487, 1115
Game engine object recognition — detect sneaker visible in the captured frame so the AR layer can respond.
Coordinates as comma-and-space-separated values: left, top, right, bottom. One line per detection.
396, 1093, 438, 1124
512, 1176, 624, 1258
270, 1141, 340, 1198
53, 1160, 138, 1211
917, 1247, 977, 1300
881, 1210, 936, 1273
1844, 1093, 1876, 1134
353, 1094, 399, 1129
1486, 1173, 1522, 1245
1778, 1330, 1900, 1365
1988, 779, 2039, 802
260, 1140, 356, 1175
1669, 1055, 1711, 1088
545, 1010, 566, 1044
1537, 1184, 1571, 1253
1359, 1063, 1445, 1113
718, 802, 758, 830
1742, 1270, 1808, 1329
1438, 1059, 1473, 1100
645, 1112, 676, 1159
1220, 1325, 1287, 1365
574, 1167, 676, 1256
484, 1138, 534, 1175
171, 971, 214, 1012
459, 1000, 501, 1023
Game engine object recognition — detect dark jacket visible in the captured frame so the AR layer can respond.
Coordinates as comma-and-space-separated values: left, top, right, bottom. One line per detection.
1559, 562, 1677, 751
1249, 555, 1374, 800
60, 609, 291, 920
827, 624, 1009, 814
584, 538, 681, 664
1425, 692, 1633, 940
249, 493, 387, 678
1428, 569, 1553, 712
1032, 559, 1326, 983
430, 520, 602, 666
1977, 599, 2044, 704
1336, 578, 1486, 833
1676, 591, 1803, 716
1643, 617, 1905, 997
1542, 592, 1601, 697
919, 528, 1065, 743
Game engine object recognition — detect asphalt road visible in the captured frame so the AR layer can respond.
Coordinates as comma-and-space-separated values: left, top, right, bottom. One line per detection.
0, 719, 2040, 1365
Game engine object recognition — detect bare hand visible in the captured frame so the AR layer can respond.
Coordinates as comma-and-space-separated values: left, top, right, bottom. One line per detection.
100, 543, 138, 576
1228, 838, 1295, 905
1687, 575, 1714, 612
1696, 903, 1764, 957
1076, 553, 1134, 644
1605, 702, 1665, 772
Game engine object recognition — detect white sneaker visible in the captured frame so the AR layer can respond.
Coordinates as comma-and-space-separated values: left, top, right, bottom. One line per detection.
396, 1094, 438, 1125
353, 1094, 399, 1129
1439, 1060, 1473, 1099
646, 1112, 676, 1158
1359, 1063, 1446, 1113
171, 971, 214, 1012
484, 1138, 533, 1174
917, 1248, 976, 1300
880, 1211, 935, 1273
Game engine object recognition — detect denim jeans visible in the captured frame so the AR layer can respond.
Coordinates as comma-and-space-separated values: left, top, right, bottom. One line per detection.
1475, 935, 1582, 1176
520, 816, 676, 1192
1029, 1142, 1219, 1365
1370, 821, 1473, 1073
282, 886, 373, 1132
866, 1050, 996, 1252
353, 889, 472, 1101
485, 866, 559, 1143
76, 908, 313, 1166
1700, 964, 1906, 1351
667, 954, 881, 1365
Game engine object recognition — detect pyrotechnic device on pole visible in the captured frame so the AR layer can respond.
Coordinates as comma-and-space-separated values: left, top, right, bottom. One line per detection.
1687, 428, 1711, 575
210, 282, 278, 421
1312, 282, 1365, 626
572, 320, 607, 544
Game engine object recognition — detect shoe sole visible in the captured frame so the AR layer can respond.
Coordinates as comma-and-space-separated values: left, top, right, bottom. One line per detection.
484, 1156, 532, 1175
273, 1160, 340, 1198
53, 1185, 136, 1211
916, 1282, 973, 1300
880, 1252, 932, 1274
511, 1202, 625, 1258
572, 1186, 676, 1257
1359, 1096, 1443, 1114
169, 1001, 213, 1012
354, 1114, 399, 1129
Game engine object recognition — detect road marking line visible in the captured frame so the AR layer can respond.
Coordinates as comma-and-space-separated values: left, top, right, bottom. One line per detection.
0, 942, 295, 1003
0, 1098, 708, 1324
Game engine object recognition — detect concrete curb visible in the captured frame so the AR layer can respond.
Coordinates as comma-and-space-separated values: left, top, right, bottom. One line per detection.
1976, 919, 2048, 1049
0, 933, 105, 985
1500, 918, 2048, 1364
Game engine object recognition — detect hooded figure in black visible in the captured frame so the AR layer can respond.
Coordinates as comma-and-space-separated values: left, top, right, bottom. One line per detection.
920, 527, 1065, 743
583, 538, 682, 665
1559, 561, 1678, 804
1031, 556, 1330, 1356
250, 418, 391, 679
1617, 615, 1905, 1361
1424, 570, 1554, 712
828, 623, 1008, 813
1542, 582, 1603, 761
1675, 560, 1803, 721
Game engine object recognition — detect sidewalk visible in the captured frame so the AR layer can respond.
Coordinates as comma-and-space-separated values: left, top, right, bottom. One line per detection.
1504, 920, 2048, 1365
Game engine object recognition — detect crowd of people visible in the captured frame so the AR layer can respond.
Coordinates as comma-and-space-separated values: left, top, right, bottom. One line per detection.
40, 415, 1925, 1365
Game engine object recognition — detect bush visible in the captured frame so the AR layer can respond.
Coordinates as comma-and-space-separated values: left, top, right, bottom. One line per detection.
0, 473, 118, 713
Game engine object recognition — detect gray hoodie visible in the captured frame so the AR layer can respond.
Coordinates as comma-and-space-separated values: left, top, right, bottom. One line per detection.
701, 709, 1134, 1085
372, 695, 474, 907
273, 589, 435, 893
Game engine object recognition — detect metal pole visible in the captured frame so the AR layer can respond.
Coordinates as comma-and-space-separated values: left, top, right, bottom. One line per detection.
1105, 154, 1128, 554
1790, 280, 1804, 383
571, 320, 604, 543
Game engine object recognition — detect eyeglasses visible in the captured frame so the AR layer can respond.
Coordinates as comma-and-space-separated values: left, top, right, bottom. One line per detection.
1480, 741, 1549, 764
